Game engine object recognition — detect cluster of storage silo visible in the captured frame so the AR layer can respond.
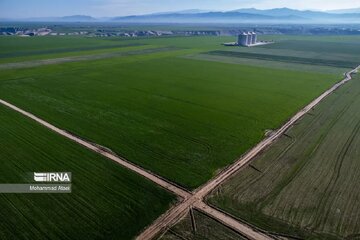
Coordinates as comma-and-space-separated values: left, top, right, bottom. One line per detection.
238, 32, 257, 47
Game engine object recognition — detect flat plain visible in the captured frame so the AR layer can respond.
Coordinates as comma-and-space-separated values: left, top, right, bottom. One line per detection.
0, 35, 342, 189
0, 104, 175, 239
207, 74, 360, 239
1, 33, 360, 239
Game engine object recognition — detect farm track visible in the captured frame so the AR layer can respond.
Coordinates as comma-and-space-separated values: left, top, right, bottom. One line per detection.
0, 47, 179, 70
0, 65, 358, 239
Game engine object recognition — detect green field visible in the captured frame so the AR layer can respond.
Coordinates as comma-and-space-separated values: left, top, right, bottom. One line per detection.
0, 36, 154, 64
186, 35, 360, 75
0, 104, 175, 239
206, 50, 358, 68
207, 74, 360, 239
0, 36, 141, 58
261, 39, 360, 56
257, 36, 360, 66
158, 210, 246, 240
0, 36, 233, 63
0, 40, 339, 188
1, 33, 360, 239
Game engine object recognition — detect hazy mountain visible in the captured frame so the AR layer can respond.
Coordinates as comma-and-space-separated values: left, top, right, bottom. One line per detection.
231, 7, 302, 16
60, 15, 96, 21
4, 15, 97, 22
231, 8, 343, 19
111, 8, 360, 23
153, 9, 208, 15
3, 8, 360, 23
112, 11, 306, 23
328, 8, 360, 14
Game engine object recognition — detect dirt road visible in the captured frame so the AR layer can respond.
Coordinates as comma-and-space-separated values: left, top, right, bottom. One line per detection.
0, 99, 190, 199
1, 66, 358, 240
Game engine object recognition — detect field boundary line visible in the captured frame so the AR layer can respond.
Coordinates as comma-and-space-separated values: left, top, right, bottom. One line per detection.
0, 99, 191, 199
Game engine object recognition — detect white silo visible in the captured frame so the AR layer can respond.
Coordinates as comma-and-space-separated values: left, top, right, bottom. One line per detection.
247, 32, 253, 46
251, 32, 257, 45
238, 32, 249, 46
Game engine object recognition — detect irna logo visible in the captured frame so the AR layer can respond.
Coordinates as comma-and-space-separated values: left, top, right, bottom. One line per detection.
34, 172, 71, 182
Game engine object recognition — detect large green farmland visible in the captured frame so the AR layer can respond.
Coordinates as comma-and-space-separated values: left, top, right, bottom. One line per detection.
0, 104, 175, 239
0, 39, 339, 188
1, 32, 360, 240
0, 36, 232, 63
207, 74, 360, 239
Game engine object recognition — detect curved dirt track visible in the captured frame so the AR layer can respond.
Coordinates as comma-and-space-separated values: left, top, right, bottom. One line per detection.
0, 66, 358, 240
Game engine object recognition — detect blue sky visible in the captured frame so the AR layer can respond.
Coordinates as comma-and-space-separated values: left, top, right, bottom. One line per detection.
0, 0, 357, 18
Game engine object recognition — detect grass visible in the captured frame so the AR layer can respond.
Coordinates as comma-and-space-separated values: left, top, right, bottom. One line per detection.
0, 36, 155, 64
186, 53, 347, 75
259, 34, 360, 44
0, 47, 183, 70
158, 209, 246, 240
0, 50, 339, 189
0, 41, 144, 59
182, 35, 360, 75
206, 50, 358, 68
258, 36, 360, 65
0, 36, 137, 56
207, 74, 360, 239
0, 35, 232, 63
261, 40, 360, 56
1, 33, 359, 238
0, 104, 175, 240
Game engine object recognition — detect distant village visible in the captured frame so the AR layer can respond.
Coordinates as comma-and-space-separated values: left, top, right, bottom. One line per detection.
1, 26, 360, 37
0, 27, 222, 37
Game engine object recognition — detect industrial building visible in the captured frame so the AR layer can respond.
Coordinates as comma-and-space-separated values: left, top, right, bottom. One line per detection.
238, 32, 257, 47
223, 32, 273, 47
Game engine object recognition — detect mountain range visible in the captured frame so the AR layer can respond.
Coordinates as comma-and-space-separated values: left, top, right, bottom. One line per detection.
327, 8, 360, 14
4, 8, 360, 23
6, 15, 97, 22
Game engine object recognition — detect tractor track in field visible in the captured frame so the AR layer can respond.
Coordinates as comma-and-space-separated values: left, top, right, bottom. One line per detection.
0, 66, 358, 240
